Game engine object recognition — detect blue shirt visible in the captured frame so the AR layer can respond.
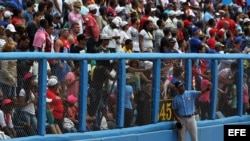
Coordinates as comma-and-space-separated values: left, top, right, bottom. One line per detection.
203, 12, 214, 23
172, 90, 200, 117
22, 10, 33, 25
125, 85, 133, 109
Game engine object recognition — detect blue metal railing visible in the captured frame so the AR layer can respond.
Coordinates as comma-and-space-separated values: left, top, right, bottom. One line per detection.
0, 52, 248, 138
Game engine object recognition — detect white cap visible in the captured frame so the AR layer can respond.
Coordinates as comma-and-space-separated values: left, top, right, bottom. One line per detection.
47, 78, 58, 86
169, 10, 176, 16
244, 18, 250, 24
175, 10, 184, 16
6, 24, 16, 32
112, 16, 122, 27
4, 10, 13, 18
46, 98, 52, 103
120, 21, 128, 27
151, 8, 157, 11
100, 33, 112, 40
88, 4, 97, 11
115, 6, 125, 13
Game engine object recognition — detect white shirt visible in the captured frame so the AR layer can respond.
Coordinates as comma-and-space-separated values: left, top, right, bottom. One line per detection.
139, 29, 154, 52
127, 26, 140, 52
0, 110, 13, 128
19, 89, 36, 115
102, 25, 121, 51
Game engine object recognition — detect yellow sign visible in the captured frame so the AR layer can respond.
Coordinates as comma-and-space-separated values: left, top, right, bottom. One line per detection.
158, 99, 174, 121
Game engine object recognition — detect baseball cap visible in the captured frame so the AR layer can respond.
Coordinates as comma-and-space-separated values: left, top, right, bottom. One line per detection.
175, 81, 185, 88
4, 10, 13, 18
47, 78, 58, 86
6, 24, 16, 32
234, 36, 242, 43
192, 26, 200, 34
243, 18, 250, 24
88, 4, 97, 11
67, 94, 78, 104
209, 28, 217, 36
183, 20, 192, 27
120, 21, 128, 27
115, 6, 125, 13
54, 13, 61, 18
112, 17, 122, 27
23, 72, 36, 81
217, 30, 225, 37
169, 10, 176, 16
2, 99, 13, 106
46, 98, 52, 103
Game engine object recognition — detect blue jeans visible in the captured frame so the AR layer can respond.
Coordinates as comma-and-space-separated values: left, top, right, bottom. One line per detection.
21, 111, 38, 132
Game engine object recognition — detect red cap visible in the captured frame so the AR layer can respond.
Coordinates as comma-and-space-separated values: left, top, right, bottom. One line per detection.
183, 20, 192, 27
217, 29, 225, 37
23, 72, 35, 81
207, 37, 216, 49
2, 99, 13, 106
209, 28, 217, 36
67, 94, 77, 104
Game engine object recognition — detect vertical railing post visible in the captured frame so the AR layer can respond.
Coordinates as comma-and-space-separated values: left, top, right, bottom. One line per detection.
78, 60, 88, 132
237, 59, 244, 116
117, 59, 126, 128
152, 59, 161, 123
37, 59, 47, 135
185, 59, 192, 90
210, 59, 218, 120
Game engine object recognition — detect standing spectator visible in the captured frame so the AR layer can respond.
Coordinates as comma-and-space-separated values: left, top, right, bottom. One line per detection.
172, 81, 209, 141
127, 17, 140, 52
22, 0, 35, 25
84, 4, 100, 53
198, 70, 212, 120
65, 64, 80, 99
154, 19, 164, 52
32, 19, 49, 52
26, 12, 42, 51
139, 20, 154, 52
124, 85, 134, 128
17, 72, 37, 132
68, 0, 83, 34
102, 16, 122, 53
95, 34, 112, 53
68, 23, 81, 46
53, 28, 72, 83
189, 26, 202, 53
96, 6, 108, 30
0, 10, 13, 28
0, 36, 17, 101
0, 25, 6, 52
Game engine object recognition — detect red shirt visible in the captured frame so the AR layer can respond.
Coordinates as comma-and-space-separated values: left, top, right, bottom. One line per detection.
84, 13, 100, 41
46, 89, 64, 119
216, 18, 236, 35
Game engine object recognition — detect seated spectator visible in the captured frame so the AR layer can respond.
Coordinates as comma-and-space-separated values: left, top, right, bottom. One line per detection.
46, 97, 62, 134
0, 99, 16, 138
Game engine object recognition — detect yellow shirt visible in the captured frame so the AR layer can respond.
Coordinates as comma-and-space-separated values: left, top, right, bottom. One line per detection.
122, 46, 132, 53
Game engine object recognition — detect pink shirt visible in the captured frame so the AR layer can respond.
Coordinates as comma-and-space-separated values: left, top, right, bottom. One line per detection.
199, 79, 210, 102
84, 13, 100, 41
66, 72, 79, 98
33, 28, 46, 51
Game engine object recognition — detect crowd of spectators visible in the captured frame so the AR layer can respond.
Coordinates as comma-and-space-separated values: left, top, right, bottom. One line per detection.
0, 0, 250, 139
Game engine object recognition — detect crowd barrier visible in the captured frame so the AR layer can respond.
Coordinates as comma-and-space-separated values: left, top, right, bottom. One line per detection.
1, 52, 250, 141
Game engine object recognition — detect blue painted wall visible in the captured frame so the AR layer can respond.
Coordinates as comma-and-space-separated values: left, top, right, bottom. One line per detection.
1, 53, 249, 141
